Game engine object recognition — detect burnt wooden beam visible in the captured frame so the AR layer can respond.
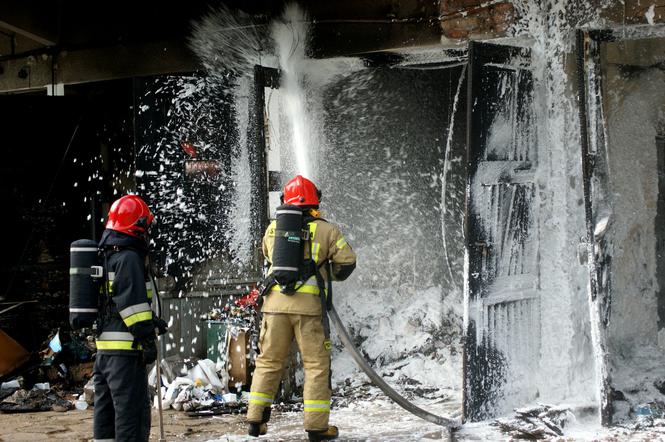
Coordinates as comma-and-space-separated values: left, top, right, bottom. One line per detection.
0, 40, 198, 93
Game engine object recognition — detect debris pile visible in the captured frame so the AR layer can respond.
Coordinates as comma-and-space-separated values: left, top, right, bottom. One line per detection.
0, 384, 73, 413
0, 289, 262, 416
38, 330, 95, 386
494, 405, 575, 439
147, 291, 262, 415
201, 289, 259, 389
202, 288, 259, 327
150, 357, 248, 416
0, 328, 96, 414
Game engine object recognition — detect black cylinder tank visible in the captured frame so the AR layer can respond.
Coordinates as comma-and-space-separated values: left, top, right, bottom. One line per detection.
272, 205, 304, 290
69, 239, 101, 329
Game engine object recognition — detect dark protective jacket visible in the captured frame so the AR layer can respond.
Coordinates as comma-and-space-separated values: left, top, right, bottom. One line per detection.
95, 230, 155, 355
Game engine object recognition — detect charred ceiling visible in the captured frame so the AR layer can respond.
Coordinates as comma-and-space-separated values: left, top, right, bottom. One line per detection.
0, 0, 520, 92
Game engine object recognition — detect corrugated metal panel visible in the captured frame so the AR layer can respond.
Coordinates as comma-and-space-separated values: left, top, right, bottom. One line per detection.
162, 296, 225, 359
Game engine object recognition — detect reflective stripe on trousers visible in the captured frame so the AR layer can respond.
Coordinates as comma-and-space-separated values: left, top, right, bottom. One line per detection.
247, 314, 331, 431
248, 392, 274, 406
304, 399, 330, 413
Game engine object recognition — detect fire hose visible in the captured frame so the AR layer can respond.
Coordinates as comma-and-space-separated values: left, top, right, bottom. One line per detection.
328, 291, 461, 428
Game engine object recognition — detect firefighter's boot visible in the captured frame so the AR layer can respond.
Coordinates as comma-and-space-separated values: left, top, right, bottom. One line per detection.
306, 426, 339, 441
248, 422, 268, 437
248, 407, 270, 437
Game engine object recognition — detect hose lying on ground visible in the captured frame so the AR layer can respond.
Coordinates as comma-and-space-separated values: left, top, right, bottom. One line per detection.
329, 305, 462, 428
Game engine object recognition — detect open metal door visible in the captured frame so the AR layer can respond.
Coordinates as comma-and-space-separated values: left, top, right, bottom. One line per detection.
464, 41, 540, 421
577, 26, 665, 426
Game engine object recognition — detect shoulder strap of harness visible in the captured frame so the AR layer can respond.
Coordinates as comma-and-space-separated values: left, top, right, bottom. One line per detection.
96, 248, 111, 335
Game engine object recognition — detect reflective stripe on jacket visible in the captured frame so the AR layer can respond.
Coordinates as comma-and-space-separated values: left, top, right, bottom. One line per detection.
96, 247, 154, 354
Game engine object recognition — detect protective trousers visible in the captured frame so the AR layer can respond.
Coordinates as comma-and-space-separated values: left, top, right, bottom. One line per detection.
93, 354, 151, 442
248, 313, 332, 431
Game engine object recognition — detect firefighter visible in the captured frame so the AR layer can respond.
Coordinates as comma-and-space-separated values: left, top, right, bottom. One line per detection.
247, 175, 357, 441
93, 195, 166, 442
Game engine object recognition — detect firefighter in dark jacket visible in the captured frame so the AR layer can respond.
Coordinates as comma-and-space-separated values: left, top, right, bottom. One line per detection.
247, 176, 357, 441
93, 195, 166, 442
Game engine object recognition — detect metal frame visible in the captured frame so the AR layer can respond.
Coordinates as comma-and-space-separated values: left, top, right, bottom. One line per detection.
576, 25, 665, 426
248, 65, 280, 274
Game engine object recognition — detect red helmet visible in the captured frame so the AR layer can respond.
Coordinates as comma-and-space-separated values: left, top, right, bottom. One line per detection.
105, 195, 155, 238
282, 175, 321, 206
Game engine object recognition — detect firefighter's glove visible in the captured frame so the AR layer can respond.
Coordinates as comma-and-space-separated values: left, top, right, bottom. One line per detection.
140, 338, 158, 365
153, 317, 168, 336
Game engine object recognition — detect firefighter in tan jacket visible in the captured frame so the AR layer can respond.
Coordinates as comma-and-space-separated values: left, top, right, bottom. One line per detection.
247, 175, 356, 442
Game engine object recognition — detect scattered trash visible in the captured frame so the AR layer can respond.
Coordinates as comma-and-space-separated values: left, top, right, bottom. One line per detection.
0, 380, 20, 390
631, 402, 665, 429
222, 392, 238, 405
68, 361, 94, 383
0, 386, 74, 413
494, 405, 575, 439
39, 329, 94, 369
83, 379, 95, 405
36, 329, 95, 393
151, 358, 236, 413
0, 327, 97, 414
48, 331, 63, 353
74, 394, 89, 411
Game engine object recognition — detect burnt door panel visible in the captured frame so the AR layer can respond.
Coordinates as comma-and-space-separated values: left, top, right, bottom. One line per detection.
464, 42, 539, 421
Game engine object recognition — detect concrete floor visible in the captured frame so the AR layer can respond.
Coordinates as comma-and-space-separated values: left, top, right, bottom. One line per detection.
0, 396, 460, 442
3, 397, 665, 441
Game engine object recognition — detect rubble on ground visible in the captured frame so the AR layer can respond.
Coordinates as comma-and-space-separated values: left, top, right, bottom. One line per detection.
493, 405, 575, 439
148, 293, 262, 416
0, 328, 96, 413
149, 357, 249, 415
0, 385, 73, 413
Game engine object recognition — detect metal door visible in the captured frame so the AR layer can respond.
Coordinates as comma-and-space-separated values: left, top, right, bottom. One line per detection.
577, 28, 665, 426
464, 41, 540, 421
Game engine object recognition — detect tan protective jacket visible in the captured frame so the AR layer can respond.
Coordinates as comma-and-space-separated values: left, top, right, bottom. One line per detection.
261, 218, 356, 316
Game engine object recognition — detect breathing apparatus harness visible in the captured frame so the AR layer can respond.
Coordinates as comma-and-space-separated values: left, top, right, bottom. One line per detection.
96, 243, 143, 335
259, 204, 333, 348
69, 238, 165, 340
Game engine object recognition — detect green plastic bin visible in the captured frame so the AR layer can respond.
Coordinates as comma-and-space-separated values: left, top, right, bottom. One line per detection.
206, 321, 227, 364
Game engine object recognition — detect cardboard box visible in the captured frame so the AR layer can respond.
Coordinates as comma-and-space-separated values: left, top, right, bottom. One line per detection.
0, 329, 30, 377
227, 330, 250, 388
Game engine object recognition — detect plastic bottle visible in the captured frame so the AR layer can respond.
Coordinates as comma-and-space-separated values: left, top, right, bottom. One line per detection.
635, 404, 653, 427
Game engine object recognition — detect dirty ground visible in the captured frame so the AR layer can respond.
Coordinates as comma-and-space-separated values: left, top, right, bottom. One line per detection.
3, 392, 665, 442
